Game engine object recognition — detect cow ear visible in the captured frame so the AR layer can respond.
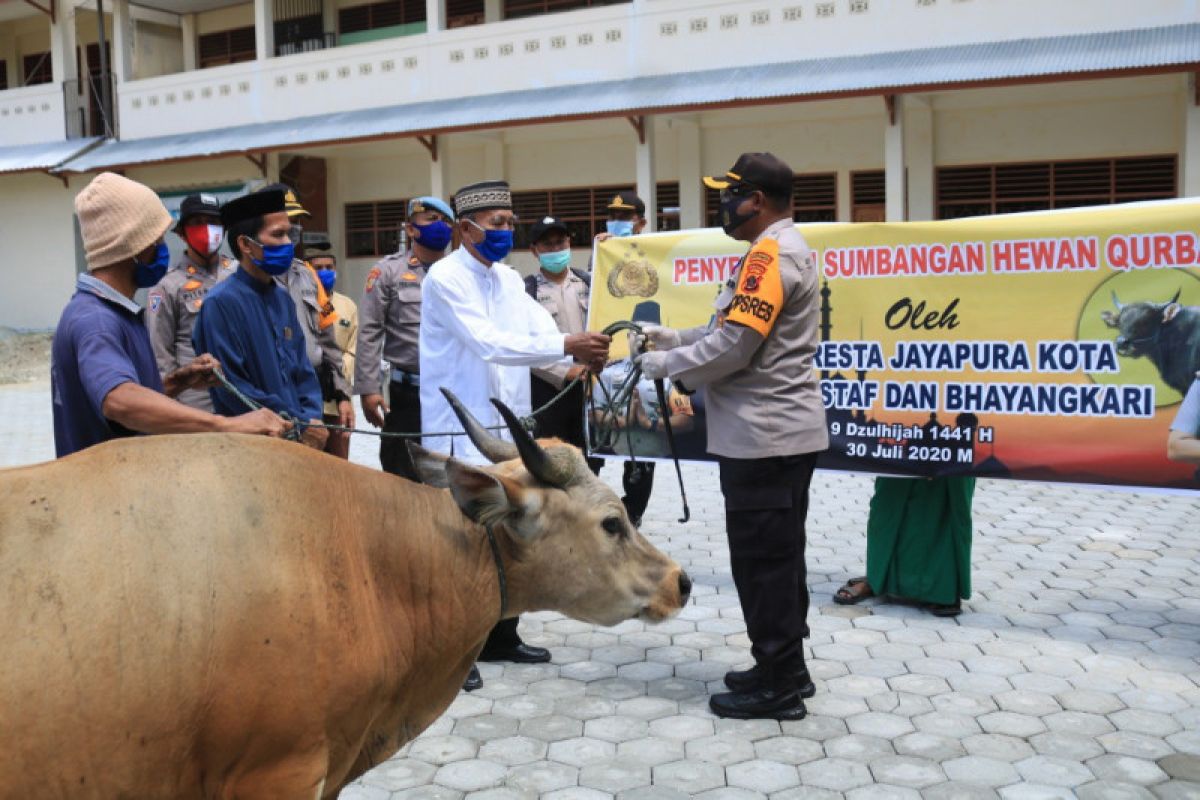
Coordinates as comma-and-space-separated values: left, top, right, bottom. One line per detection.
1100, 310, 1120, 328
446, 459, 542, 535
406, 443, 451, 488
1163, 303, 1181, 324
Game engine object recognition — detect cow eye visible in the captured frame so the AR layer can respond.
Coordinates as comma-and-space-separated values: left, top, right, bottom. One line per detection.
601, 516, 624, 537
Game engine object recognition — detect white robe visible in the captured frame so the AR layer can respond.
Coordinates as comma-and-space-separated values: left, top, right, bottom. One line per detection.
419, 245, 568, 464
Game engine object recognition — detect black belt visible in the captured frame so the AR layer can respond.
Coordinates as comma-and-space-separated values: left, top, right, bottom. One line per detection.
390, 368, 420, 387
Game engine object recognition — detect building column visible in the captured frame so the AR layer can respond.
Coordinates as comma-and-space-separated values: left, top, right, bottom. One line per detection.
322, 0, 338, 41
836, 170, 851, 222
429, 135, 450, 199
181, 13, 197, 71
110, 0, 134, 83
1184, 74, 1200, 198
50, 0, 82, 137
0, 27, 18, 89
884, 94, 905, 221
675, 118, 702, 229
906, 94, 934, 221
635, 116, 657, 232
254, 0, 274, 61
484, 0, 502, 23
425, 0, 444, 32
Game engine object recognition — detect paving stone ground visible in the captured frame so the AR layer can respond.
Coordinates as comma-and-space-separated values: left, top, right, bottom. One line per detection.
4, 381, 1199, 799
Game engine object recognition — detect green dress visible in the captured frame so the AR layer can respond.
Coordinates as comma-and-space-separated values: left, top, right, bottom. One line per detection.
865, 476, 975, 606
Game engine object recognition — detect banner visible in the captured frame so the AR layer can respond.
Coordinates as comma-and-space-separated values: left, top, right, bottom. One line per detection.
588, 201, 1200, 490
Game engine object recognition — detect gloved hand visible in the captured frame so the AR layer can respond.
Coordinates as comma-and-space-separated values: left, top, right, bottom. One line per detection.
635, 350, 671, 380
639, 324, 682, 352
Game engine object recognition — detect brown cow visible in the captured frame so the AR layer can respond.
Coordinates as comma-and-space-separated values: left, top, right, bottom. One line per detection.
0, 395, 689, 798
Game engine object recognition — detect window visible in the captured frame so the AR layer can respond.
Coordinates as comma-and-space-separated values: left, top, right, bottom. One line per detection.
21, 52, 52, 86
705, 172, 838, 226
937, 155, 1177, 219
198, 26, 256, 68
339, 0, 425, 34
503, 0, 629, 21
511, 183, 678, 247
345, 200, 408, 257
851, 170, 884, 222
446, 0, 484, 27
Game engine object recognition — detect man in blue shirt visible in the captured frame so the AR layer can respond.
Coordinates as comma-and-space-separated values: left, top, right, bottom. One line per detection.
193, 190, 328, 450
52, 173, 290, 458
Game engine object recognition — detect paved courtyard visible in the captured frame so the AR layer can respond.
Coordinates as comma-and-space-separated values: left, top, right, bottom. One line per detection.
4, 381, 1200, 799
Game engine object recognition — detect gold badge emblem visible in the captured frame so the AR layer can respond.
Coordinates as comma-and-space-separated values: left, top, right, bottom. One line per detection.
606, 244, 659, 299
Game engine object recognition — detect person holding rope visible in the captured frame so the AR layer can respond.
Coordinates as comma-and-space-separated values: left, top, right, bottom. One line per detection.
635, 153, 828, 721
192, 189, 328, 450
52, 173, 290, 458
355, 196, 456, 479
420, 180, 612, 689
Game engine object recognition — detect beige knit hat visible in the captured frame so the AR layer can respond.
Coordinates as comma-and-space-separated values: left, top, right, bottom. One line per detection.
74, 172, 172, 271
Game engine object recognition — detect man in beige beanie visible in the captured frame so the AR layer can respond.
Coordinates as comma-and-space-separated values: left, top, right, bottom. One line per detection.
51, 172, 289, 457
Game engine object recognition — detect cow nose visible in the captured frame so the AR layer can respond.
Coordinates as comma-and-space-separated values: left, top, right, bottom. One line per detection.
678, 571, 693, 603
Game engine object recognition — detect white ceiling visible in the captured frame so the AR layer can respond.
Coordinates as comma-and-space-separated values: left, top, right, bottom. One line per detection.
0, 0, 246, 23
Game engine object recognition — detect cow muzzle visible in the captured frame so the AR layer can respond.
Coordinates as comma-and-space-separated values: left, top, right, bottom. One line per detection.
638, 567, 692, 622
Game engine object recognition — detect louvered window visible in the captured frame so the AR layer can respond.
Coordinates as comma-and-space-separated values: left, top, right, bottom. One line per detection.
705, 172, 838, 226
503, 0, 629, 20
446, 0, 484, 27
21, 52, 52, 86
937, 156, 1176, 219
656, 182, 680, 232
850, 170, 884, 222
510, 183, 674, 247
198, 26, 256, 68
339, 0, 425, 34
345, 200, 408, 257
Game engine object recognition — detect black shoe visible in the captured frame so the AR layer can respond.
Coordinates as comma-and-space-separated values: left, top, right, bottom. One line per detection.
724, 665, 816, 698
462, 665, 483, 692
477, 643, 551, 664
709, 686, 807, 720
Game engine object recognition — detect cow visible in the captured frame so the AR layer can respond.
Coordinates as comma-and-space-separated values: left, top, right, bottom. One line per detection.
0, 393, 690, 799
1101, 289, 1200, 395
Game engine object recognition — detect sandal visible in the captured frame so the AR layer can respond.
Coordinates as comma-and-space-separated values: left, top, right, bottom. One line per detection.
927, 601, 962, 618
834, 576, 873, 605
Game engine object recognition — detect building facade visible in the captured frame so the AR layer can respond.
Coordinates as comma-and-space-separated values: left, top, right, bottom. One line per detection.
0, 0, 1198, 329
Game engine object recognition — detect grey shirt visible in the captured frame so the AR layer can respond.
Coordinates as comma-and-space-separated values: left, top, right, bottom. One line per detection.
1171, 374, 1200, 435
530, 269, 589, 387
354, 250, 427, 396
662, 217, 829, 459
144, 253, 235, 411
275, 259, 351, 402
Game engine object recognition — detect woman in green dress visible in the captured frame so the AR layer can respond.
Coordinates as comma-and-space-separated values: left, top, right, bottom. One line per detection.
834, 475, 975, 617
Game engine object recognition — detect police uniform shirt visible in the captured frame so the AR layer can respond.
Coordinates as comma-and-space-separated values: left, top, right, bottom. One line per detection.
145, 253, 234, 410
323, 290, 359, 417
354, 250, 426, 396
276, 260, 351, 401
530, 269, 589, 387
661, 217, 829, 459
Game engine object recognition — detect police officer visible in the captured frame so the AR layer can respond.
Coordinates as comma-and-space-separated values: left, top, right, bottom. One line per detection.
146, 193, 235, 411
636, 153, 828, 720
260, 183, 355, 453
524, 215, 602, 473
355, 196, 455, 479
310, 241, 358, 459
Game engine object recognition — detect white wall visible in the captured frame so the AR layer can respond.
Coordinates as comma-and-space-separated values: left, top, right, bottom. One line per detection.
0, 173, 84, 331
134, 21, 184, 80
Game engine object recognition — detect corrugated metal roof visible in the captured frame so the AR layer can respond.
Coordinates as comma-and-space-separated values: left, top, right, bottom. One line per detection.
61, 22, 1200, 173
0, 137, 102, 175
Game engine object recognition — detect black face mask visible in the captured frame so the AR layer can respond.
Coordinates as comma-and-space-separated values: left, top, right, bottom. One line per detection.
720, 190, 759, 237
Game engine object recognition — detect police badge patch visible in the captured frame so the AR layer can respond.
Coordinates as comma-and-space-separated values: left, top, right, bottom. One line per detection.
149, 293, 163, 313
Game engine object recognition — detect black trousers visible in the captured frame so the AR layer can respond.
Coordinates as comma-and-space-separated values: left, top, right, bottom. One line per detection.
532, 375, 603, 475
718, 452, 818, 686
380, 381, 421, 481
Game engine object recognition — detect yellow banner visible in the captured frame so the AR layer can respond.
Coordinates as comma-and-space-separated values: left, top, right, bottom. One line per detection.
589, 201, 1200, 490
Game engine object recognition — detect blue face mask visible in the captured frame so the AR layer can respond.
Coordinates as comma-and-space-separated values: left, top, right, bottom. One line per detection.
247, 239, 295, 276
134, 242, 170, 288
538, 249, 571, 274
316, 268, 336, 293
466, 219, 514, 263
606, 219, 635, 238
412, 219, 453, 252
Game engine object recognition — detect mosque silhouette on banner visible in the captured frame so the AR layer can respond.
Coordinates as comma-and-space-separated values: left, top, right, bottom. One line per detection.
815, 280, 1010, 479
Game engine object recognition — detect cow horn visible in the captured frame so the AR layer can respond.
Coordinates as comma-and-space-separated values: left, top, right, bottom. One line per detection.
1111, 291, 1124, 310
490, 398, 576, 487
1168, 288, 1181, 304
439, 387, 518, 463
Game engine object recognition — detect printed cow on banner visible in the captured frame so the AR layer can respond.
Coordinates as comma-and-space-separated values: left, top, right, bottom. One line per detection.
1101, 289, 1200, 395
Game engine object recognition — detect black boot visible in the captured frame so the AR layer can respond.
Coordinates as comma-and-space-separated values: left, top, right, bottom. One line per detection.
709, 685, 807, 720
461, 665, 483, 692
724, 665, 816, 697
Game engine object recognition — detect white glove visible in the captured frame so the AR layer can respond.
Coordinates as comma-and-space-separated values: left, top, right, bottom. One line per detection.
639, 324, 682, 352
635, 350, 671, 380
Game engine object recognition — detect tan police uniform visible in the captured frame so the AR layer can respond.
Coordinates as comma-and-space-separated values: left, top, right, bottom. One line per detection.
354, 249, 427, 477
322, 290, 358, 418
660, 216, 827, 686
277, 260, 352, 407
145, 253, 235, 411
